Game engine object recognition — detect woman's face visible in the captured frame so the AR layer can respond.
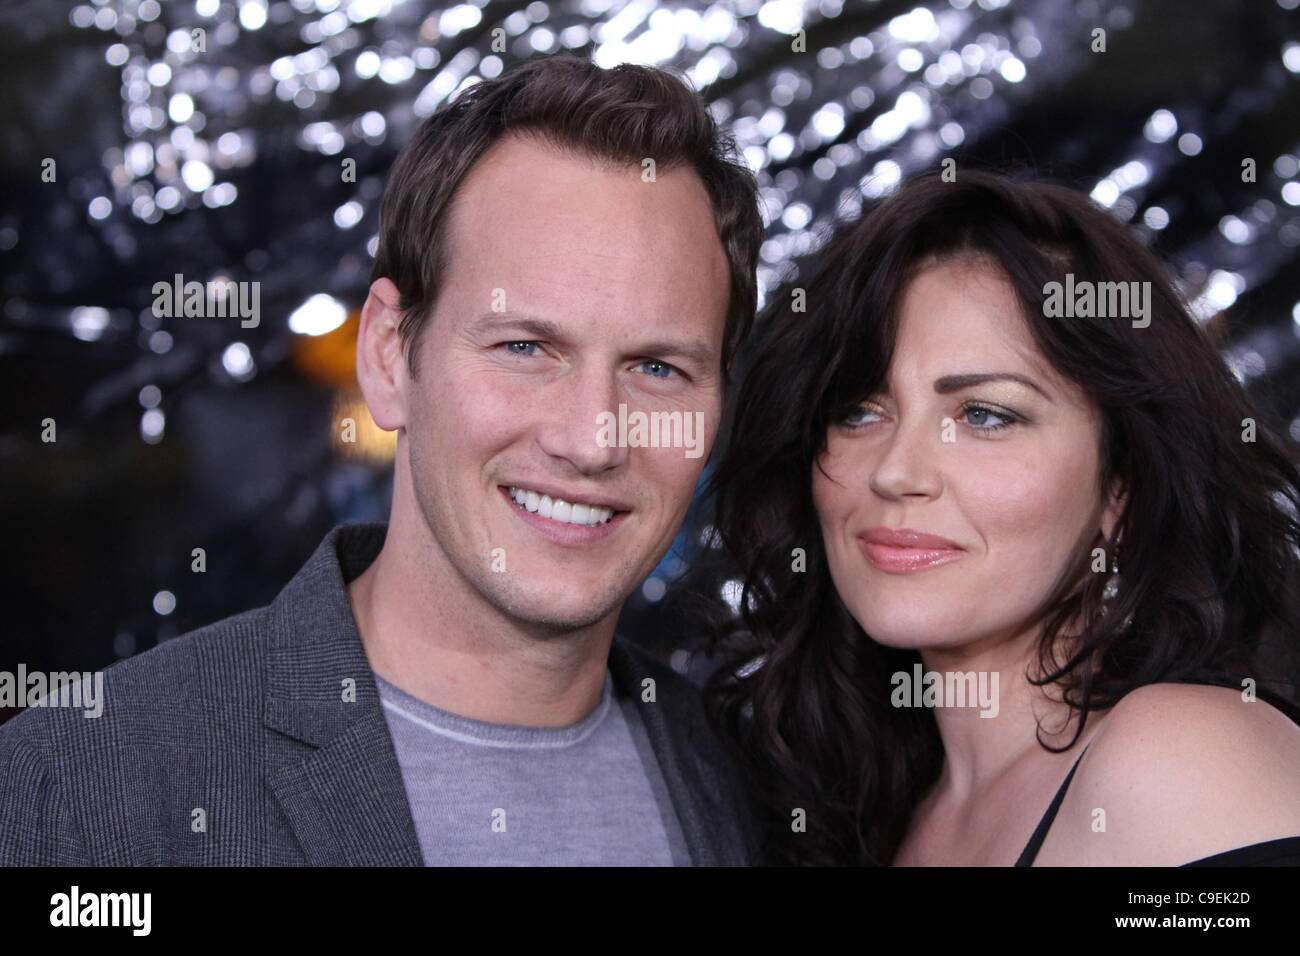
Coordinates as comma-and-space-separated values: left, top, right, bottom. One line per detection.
811, 256, 1122, 653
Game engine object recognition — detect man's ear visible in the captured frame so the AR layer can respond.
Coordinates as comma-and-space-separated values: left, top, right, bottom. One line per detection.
356, 278, 408, 432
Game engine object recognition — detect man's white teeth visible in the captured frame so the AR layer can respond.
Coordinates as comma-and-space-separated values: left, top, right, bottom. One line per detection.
507, 487, 614, 526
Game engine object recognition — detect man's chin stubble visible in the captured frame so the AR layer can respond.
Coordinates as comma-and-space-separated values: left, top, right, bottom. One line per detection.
480, 577, 628, 638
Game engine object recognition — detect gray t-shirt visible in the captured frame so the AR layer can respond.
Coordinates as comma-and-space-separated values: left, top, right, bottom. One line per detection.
375, 670, 691, 866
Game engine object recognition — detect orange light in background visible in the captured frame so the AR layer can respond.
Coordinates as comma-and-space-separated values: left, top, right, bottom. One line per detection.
289, 310, 397, 464
331, 387, 396, 463
290, 311, 361, 389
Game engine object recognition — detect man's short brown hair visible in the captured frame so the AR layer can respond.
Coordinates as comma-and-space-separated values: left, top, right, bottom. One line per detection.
371, 55, 762, 380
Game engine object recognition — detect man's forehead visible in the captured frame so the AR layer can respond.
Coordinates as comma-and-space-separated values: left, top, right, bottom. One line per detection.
430, 132, 730, 351
446, 131, 716, 239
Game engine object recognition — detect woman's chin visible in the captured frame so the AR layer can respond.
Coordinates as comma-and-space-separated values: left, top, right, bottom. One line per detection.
850, 612, 980, 652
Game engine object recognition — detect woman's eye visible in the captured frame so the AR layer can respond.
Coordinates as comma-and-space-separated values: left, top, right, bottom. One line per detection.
840, 403, 884, 428
637, 359, 676, 379
960, 403, 1018, 432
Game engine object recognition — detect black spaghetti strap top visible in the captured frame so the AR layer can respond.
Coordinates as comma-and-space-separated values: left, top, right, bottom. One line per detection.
1013, 743, 1300, 866
1014, 745, 1090, 867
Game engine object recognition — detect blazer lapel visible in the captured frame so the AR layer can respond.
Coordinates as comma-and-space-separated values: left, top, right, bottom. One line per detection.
608, 638, 753, 866
262, 523, 424, 866
266, 709, 423, 866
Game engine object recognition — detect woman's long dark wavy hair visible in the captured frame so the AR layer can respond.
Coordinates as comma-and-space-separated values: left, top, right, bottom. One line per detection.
701, 168, 1300, 866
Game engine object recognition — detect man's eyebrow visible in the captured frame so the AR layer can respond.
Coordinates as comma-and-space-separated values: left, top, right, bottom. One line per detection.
470, 312, 719, 370
635, 339, 720, 370
933, 372, 1053, 402
470, 311, 568, 342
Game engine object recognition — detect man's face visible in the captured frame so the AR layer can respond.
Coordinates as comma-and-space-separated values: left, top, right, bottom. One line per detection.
401, 133, 730, 633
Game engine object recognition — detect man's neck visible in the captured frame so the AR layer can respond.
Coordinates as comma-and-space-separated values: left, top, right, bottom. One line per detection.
346, 515, 616, 728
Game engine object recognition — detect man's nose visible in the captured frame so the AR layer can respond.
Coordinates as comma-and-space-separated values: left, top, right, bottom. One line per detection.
535, 370, 630, 475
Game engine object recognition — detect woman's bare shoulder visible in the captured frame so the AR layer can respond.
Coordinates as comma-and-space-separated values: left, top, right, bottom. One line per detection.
1041, 683, 1300, 866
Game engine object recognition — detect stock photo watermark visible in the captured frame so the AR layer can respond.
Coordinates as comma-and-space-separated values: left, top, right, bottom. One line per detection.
891, 663, 1000, 718
0, 665, 104, 718
152, 273, 260, 328
595, 403, 706, 459
50, 886, 151, 936
1043, 273, 1151, 328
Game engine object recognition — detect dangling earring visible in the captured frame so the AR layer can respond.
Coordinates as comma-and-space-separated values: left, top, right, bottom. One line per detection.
1100, 542, 1131, 628
1102, 562, 1119, 604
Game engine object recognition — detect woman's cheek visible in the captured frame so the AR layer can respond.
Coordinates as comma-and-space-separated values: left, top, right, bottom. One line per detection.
957, 447, 1096, 571
812, 445, 859, 515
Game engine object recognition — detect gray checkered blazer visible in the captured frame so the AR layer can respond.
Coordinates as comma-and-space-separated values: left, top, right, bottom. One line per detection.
0, 523, 759, 866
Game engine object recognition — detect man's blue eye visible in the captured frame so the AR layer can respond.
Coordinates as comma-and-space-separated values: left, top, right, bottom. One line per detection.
638, 360, 674, 379
504, 341, 538, 357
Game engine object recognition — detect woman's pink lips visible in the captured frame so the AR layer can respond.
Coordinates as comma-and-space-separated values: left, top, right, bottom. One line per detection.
858, 539, 965, 574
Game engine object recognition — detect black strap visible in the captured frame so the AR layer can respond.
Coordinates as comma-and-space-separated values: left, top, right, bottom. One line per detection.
1182, 835, 1300, 867
1013, 744, 1091, 867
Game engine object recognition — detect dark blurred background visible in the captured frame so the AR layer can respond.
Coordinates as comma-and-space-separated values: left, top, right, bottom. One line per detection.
3, 0, 1299, 719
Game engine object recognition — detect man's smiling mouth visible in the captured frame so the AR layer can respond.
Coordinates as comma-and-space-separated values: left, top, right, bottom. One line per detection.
503, 485, 616, 527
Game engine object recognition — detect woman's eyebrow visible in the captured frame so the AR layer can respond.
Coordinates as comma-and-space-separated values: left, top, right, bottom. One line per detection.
933, 372, 1053, 402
